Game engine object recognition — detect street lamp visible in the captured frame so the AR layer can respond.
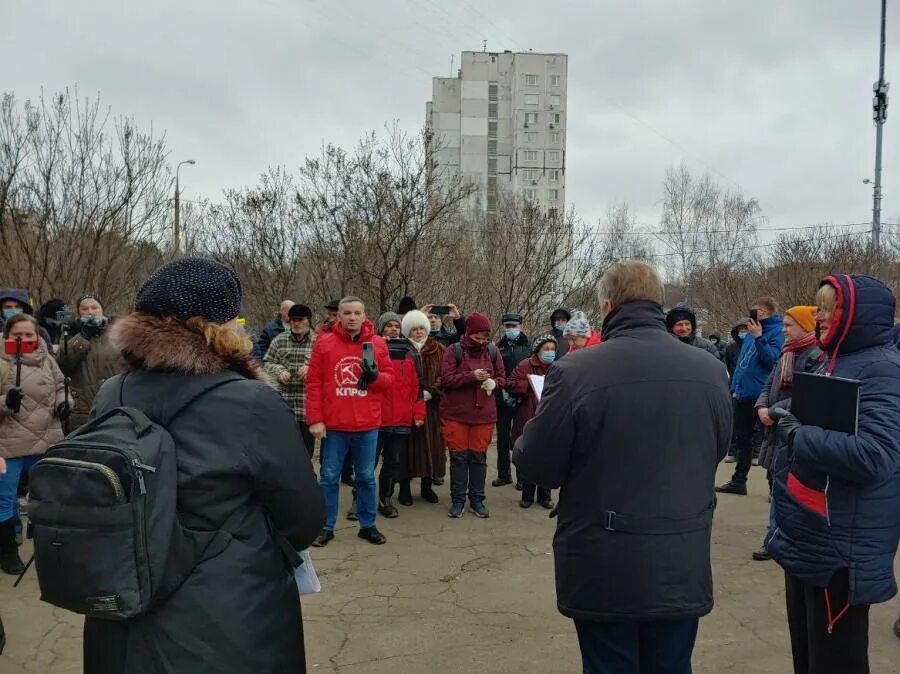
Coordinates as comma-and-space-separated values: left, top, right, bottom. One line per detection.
174, 159, 196, 255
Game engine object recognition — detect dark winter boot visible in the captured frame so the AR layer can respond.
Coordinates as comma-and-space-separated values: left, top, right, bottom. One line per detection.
449, 451, 468, 508
420, 477, 439, 504
0, 519, 25, 575
397, 480, 413, 507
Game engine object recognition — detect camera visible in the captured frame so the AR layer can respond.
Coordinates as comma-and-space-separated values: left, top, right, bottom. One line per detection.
48, 309, 78, 330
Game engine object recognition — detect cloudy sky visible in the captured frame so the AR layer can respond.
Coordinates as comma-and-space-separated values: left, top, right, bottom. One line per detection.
3, 0, 898, 240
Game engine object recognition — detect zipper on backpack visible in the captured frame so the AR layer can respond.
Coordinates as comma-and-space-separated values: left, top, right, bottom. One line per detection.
39, 457, 126, 504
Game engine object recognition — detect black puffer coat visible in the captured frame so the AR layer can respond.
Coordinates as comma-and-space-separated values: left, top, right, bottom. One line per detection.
515, 301, 732, 622
82, 313, 325, 674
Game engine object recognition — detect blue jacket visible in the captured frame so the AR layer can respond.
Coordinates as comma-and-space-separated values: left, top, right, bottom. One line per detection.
730, 314, 784, 400
769, 274, 900, 608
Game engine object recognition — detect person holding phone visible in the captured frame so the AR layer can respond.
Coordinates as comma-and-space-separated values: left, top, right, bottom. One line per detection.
717, 297, 784, 495
263, 304, 317, 456
422, 303, 467, 347
0, 313, 70, 575
307, 297, 395, 547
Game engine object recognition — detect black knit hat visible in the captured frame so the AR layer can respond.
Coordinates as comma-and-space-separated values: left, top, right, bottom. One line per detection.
135, 257, 242, 324
324, 299, 339, 311
532, 333, 558, 355
288, 304, 313, 320
397, 296, 417, 314
77, 293, 104, 312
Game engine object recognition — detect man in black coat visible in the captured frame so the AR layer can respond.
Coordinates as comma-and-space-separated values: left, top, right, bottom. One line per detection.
253, 299, 294, 361
492, 313, 531, 488
515, 261, 732, 673
666, 302, 722, 361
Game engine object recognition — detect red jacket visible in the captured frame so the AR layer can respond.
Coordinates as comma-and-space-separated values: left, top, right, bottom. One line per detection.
506, 355, 551, 443
381, 351, 426, 428
439, 337, 506, 425
306, 320, 395, 432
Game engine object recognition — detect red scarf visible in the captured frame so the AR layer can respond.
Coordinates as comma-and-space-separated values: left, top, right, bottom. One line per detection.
779, 333, 818, 389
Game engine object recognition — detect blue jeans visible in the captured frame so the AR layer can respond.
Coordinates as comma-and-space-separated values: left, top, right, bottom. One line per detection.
575, 618, 699, 674
0, 456, 38, 522
320, 430, 378, 530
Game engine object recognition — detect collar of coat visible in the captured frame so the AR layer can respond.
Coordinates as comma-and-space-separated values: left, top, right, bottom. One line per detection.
601, 300, 667, 339
109, 313, 261, 379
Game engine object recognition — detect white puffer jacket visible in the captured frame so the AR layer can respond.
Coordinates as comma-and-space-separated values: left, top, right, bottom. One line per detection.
0, 343, 67, 459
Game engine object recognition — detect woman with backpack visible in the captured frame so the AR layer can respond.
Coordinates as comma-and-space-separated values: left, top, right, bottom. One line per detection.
0, 313, 69, 575
439, 313, 505, 519
79, 258, 325, 674
506, 334, 557, 510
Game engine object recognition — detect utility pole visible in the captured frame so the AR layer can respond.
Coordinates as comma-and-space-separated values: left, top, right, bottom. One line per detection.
872, 0, 889, 250
173, 159, 196, 256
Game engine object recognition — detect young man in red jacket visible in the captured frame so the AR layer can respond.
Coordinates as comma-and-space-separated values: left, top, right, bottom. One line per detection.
307, 297, 395, 547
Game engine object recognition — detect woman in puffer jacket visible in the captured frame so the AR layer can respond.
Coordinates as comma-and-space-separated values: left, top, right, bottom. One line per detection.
768, 274, 900, 674
0, 313, 69, 575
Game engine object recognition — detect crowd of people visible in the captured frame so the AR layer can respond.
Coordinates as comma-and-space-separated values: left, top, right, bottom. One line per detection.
0, 257, 899, 673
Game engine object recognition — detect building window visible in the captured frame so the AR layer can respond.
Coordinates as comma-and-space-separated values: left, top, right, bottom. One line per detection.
525, 132, 538, 143
488, 120, 498, 136
524, 188, 537, 201
524, 150, 538, 161
524, 74, 539, 86
525, 112, 539, 125
553, 113, 562, 124
488, 158, 497, 174
549, 169, 560, 181
525, 93, 539, 106
548, 151, 560, 162
488, 102, 498, 118
550, 132, 561, 144
523, 169, 538, 180
549, 189, 560, 201
551, 74, 561, 87
549, 94, 561, 107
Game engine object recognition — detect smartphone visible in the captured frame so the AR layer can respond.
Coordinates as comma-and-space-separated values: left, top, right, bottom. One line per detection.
362, 341, 375, 368
4, 338, 38, 355
388, 338, 412, 360
431, 305, 451, 316
54, 310, 78, 327
749, 309, 759, 322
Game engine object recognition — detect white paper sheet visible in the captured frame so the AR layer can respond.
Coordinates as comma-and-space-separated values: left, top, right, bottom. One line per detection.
528, 374, 546, 401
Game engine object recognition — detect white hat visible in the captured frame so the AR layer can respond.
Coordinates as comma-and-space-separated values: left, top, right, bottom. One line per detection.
401, 310, 430, 338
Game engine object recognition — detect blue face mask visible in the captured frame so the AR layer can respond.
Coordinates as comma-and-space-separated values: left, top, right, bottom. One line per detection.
505, 328, 521, 341
539, 350, 556, 364
2, 308, 22, 321
554, 321, 567, 331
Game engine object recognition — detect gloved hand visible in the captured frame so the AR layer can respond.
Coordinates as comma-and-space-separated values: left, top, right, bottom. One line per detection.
79, 317, 105, 340
357, 359, 379, 391
770, 408, 802, 451
423, 390, 433, 402
481, 378, 496, 395
4, 388, 24, 413
56, 402, 71, 421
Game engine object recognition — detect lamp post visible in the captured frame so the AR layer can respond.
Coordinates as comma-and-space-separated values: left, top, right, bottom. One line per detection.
871, 0, 889, 250
174, 159, 196, 255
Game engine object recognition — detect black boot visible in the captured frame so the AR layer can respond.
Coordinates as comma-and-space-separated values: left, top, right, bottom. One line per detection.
0, 519, 25, 575
397, 480, 413, 507
420, 477, 439, 504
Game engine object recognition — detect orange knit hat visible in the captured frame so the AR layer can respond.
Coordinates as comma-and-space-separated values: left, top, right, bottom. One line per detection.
785, 305, 817, 333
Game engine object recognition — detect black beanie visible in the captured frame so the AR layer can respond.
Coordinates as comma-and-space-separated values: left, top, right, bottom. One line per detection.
135, 257, 242, 324
397, 296, 417, 314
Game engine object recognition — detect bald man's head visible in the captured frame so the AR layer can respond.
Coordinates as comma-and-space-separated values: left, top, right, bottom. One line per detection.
279, 300, 295, 323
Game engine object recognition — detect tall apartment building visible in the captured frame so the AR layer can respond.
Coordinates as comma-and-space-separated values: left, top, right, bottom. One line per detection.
425, 50, 568, 216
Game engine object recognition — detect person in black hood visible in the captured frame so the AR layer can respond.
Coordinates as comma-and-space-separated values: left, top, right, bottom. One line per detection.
666, 303, 722, 360
550, 308, 571, 359
492, 313, 531, 488
35, 298, 67, 346
725, 319, 750, 378
0, 288, 53, 347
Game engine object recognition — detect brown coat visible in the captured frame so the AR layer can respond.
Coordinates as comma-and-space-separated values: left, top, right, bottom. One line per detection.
0, 344, 68, 459
407, 337, 446, 478
56, 326, 123, 428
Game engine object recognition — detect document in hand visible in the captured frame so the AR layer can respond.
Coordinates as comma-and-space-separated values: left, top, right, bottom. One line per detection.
294, 550, 321, 595
792, 372, 861, 435
528, 374, 545, 401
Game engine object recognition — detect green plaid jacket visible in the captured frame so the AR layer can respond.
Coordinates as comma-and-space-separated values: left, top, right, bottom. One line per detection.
262, 330, 316, 422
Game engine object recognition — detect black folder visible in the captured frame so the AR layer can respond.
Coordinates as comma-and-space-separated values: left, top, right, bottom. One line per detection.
792, 372, 861, 435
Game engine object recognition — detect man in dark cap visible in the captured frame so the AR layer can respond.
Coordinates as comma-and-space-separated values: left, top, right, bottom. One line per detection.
665, 303, 722, 360
316, 300, 340, 336
253, 300, 294, 362
550, 308, 571, 359
493, 313, 531, 488
264, 304, 317, 456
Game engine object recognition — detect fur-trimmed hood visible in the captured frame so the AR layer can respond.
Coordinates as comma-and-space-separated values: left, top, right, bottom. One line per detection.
110, 313, 261, 379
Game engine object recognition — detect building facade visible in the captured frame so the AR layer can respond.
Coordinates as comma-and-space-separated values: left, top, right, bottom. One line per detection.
425, 50, 568, 216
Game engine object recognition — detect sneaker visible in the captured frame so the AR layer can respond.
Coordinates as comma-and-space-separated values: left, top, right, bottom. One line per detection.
491, 476, 512, 487
519, 499, 533, 509
715, 481, 748, 496
752, 546, 772, 561
311, 529, 334, 548
346, 499, 358, 521
448, 502, 465, 518
358, 527, 387, 545
538, 497, 555, 510
724, 455, 737, 464
470, 501, 490, 518
378, 498, 398, 519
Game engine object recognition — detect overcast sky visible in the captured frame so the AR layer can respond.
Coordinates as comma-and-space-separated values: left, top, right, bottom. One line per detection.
3, 0, 898, 240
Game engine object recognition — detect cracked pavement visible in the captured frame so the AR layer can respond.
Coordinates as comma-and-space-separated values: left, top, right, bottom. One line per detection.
2, 459, 898, 673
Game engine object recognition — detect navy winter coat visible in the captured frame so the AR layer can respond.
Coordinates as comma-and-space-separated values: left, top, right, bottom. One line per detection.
769, 274, 900, 607
730, 314, 784, 401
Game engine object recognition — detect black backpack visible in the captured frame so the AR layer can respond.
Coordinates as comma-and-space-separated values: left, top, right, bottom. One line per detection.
27, 372, 243, 619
